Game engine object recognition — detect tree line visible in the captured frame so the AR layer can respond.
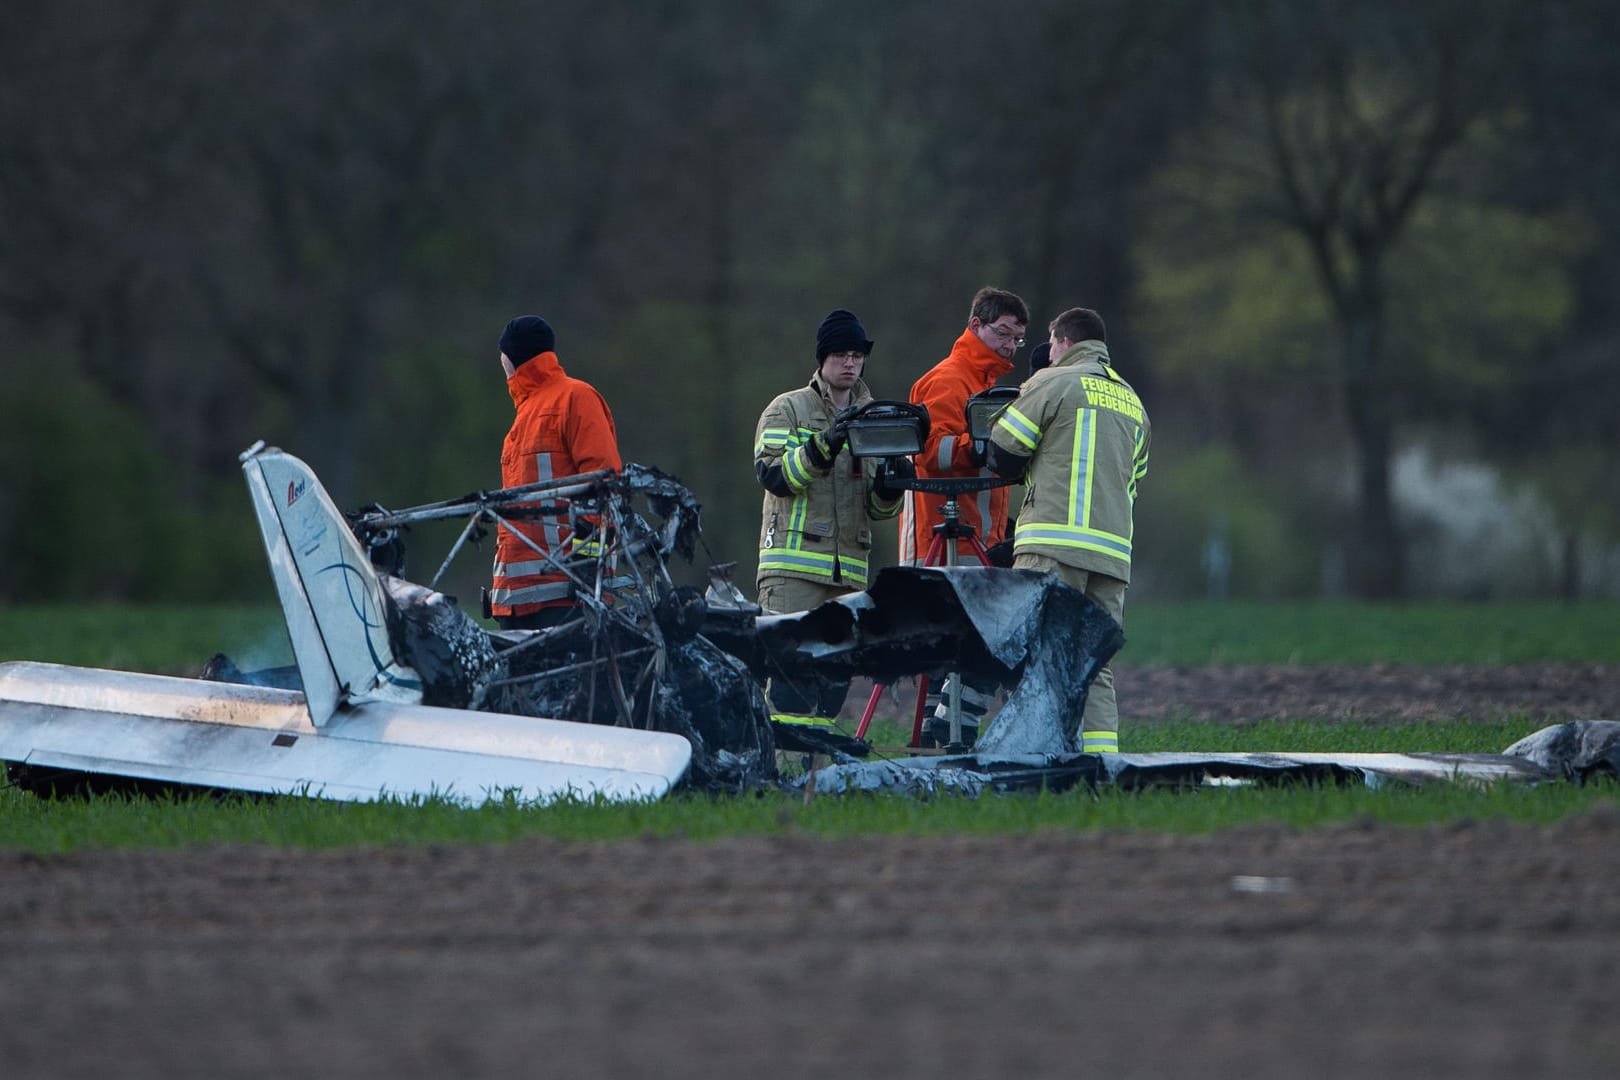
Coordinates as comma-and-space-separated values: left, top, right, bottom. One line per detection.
3, 0, 1617, 604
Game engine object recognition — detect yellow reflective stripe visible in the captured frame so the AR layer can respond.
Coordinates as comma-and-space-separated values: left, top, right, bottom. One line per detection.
997, 405, 1040, 451
771, 713, 837, 728
1013, 523, 1132, 559
788, 486, 808, 539
783, 444, 816, 490
1074, 407, 1096, 526
756, 548, 869, 585
759, 548, 836, 575
1130, 427, 1148, 501
763, 425, 825, 492
756, 427, 792, 453
1081, 731, 1119, 752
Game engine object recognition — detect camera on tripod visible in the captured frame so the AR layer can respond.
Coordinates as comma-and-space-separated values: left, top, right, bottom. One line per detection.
839, 400, 931, 458
964, 386, 1020, 459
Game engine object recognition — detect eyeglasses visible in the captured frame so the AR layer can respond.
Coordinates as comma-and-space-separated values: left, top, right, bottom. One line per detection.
980, 322, 1027, 348
824, 351, 866, 363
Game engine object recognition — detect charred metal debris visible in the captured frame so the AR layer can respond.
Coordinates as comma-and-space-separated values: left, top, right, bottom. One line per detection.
203, 464, 1124, 795
340, 464, 776, 793
200, 462, 1620, 801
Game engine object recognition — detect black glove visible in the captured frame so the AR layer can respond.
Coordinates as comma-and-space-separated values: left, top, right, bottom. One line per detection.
809, 409, 856, 467
821, 419, 850, 458
828, 404, 863, 452
968, 438, 989, 467
807, 429, 840, 468
873, 455, 915, 500
986, 438, 1029, 480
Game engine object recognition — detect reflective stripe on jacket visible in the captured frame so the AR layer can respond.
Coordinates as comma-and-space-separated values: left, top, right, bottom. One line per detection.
989, 340, 1149, 581
898, 329, 1014, 563
754, 372, 901, 592
491, 351, 622, 616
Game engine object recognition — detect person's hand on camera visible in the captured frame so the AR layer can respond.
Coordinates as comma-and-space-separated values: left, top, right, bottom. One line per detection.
809, 423, 847, 468
873, 455, 915, 500
810, 406, 860, 466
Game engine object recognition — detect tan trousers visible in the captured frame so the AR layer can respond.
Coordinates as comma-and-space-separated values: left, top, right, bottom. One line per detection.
1013, 553, 1127, 749
757, 576, 852, 616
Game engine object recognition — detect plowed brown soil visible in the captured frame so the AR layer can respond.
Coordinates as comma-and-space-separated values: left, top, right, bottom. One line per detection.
1120, 662, 1620, 724
4, 665, 1619, 1079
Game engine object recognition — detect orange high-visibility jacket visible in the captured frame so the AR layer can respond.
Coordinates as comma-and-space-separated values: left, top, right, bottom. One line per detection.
898, 329, 1014, 563
490, 352, 622, 617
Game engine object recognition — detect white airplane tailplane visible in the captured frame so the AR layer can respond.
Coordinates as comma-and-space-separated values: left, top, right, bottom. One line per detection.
240, 443, 423, 725
0, 444, 691, 803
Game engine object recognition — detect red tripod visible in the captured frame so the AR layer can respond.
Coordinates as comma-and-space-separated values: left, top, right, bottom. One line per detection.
855, 476, 1009, 750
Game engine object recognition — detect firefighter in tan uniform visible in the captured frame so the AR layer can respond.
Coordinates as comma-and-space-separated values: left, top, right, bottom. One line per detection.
987, 307, 1149, 752
753, 308, 911, 723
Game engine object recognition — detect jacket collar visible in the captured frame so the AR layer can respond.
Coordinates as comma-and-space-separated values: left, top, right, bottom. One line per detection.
948, 328, 1016, 380
508, 351, 565, 406
1051, 340, 1111, 371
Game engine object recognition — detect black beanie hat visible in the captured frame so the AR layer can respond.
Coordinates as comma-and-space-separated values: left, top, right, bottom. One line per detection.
815, 308, 874, 361
499, 315, 556, 367
1028, 341, 1052, 375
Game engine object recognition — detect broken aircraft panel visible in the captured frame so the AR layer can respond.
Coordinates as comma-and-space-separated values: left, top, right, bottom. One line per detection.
793, 721, 1620, 797
711, 564, 1125, 756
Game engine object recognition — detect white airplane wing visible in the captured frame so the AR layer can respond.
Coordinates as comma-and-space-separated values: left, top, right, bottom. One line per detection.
0, 444, 691, 803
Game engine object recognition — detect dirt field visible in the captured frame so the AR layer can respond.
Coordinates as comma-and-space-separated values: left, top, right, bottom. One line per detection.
1119, 661, 1620, 725
855, 662, 1620, 728
4, 664, 1619, 1079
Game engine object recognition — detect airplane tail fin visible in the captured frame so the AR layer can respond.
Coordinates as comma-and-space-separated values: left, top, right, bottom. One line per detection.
240, 443, 422, 726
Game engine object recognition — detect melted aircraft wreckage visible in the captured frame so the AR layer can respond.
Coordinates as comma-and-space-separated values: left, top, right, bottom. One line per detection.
2, 444, 1617, 804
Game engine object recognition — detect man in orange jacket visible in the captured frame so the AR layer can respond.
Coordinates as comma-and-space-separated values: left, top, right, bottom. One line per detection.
898, 285, 1030, 565
897, 287, 1028, 746
488, 315, 623, 629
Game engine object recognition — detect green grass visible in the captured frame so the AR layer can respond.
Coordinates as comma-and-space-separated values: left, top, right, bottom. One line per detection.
1124, 600, 1620, 665
3, 602, 1617, 852
1125, 716, 1550, 753
4, 716, 1615, 854
0, 604, 287, 676
4, 775, 1616, 855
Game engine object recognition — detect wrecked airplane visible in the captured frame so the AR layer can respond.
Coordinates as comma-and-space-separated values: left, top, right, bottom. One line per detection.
0, 444, 1124, 802
2, 443, 1614, 804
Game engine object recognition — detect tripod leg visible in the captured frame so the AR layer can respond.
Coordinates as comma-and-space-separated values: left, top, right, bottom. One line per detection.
855, 681, 884, 740
909, 673, 932, 747
965, 533, 994, 568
